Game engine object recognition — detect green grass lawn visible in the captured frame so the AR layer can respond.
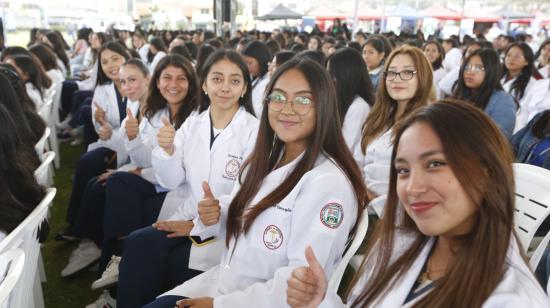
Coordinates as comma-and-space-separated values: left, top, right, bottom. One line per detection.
41, 142, 102, 307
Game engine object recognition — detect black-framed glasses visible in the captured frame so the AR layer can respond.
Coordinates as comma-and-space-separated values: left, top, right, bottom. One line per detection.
384, 70, 417, 81
266, 92, 314, 115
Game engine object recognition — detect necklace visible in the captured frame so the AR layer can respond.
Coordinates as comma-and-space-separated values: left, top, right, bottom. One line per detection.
418, 255, 447, 285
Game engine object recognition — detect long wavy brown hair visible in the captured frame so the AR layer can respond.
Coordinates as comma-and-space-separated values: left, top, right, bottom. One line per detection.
360, 45, 435, 153
225, 58, 368, 246
350, 100, 519, 308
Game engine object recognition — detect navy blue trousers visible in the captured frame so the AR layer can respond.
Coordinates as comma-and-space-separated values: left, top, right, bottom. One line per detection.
142, 295, 186, 308
117, 227, 201, 308
72, 175, 105, 246
66, 147, 116, 231
100, 172, 166, 273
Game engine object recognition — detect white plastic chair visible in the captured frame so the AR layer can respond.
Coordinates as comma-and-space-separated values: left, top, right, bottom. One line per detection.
349, 196, 386, 271
37, 98, 53, 125
47, 85, 61, 168
328, 206, 369, 292
0, 188, 55, 308
34, 127, 51, 156
34, 151, 55, 187
512, 163, 550, 271
0, 249, 25, 306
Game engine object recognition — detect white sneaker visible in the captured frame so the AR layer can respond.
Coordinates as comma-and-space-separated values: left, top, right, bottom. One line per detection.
91, 255, 121, 290
61, 240, 101, 277
57, 115, 72, 130
85, 290, 116, 308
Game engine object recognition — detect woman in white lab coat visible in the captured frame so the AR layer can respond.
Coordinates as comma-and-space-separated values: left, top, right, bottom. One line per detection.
242, 40, 271, 117
148, 36, 167, 74
144, 57, 368, 308
114, 50, 258, 308
500, 42, 540, 133
356, 46, 434, 205
286, 101, 550, 308
422, 40, 446, 99
326, 47, 374, 155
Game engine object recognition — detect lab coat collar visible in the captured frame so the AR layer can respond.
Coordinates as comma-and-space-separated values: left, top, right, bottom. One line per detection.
198, 106, 249, 153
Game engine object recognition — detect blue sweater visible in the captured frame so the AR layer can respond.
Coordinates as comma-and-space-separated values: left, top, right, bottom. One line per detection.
484, 90, 517, 140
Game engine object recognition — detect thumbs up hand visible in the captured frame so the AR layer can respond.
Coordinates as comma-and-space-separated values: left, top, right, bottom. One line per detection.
197, 181, 220, 226
286, 246, 328, 308
97, 116, 113, 141
125, 108, 139, 140
93, 101, 107, 124
157, 117, 175, 155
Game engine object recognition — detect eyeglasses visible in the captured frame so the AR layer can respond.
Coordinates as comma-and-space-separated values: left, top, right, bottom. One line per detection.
266, 92, 314, 115
464, 64, 485, 73
505, 54, 524, 60
384, 70, 417, 81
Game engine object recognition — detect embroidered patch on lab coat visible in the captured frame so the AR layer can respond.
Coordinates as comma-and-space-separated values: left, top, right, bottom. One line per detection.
263, 225, 283, 250
224, 158, 241, 179
320, 203, 344, 229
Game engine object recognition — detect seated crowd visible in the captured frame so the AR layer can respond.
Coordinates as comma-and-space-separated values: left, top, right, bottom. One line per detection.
2, 25, 550, 308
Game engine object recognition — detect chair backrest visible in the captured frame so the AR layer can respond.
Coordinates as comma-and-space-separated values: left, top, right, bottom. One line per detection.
34, 127, 51, 156
50, 83, 62, 126
0, 249, 25, 306
37, 99, 53, 124
328, 206, 369, 292
513, 163, 550, 255
34, 152, 55, 187
0, 188, 55, 308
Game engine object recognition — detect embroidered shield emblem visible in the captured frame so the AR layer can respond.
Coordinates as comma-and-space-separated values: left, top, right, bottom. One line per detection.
225, 159, 240, 178
320, 203, 344, 229
263, 225, 283, 250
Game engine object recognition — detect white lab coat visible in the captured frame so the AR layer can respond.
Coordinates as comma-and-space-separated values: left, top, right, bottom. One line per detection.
91, 99, 139, 168
162, 153, 359, 308
251, 74, 270, 117
76, 61, 98, 91
443, 48, 462, 73
515, 79, 550, 132
152, 106, 259, 271
47, 68, 65, 86
149, 51, 166, 73
138, 44, 150, 63
354, 129, 393, 197
88, 83, 131, 166
320, 232, 550, 308
26, 82, 44, 110
433, 67, 447, 99
342, 96, 370, 156
539, 66, 549, 79
501, 76, 537, 133
438, 65, 460, 96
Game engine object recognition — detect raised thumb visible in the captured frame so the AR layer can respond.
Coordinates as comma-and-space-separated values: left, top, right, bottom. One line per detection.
305, 246, 324, 278
93, 101, 103, 111
162, 117, 171, 127
202, 181, 215, 200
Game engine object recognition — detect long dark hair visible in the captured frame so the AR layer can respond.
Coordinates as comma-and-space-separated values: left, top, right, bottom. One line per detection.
195, 44, 216, 77
327, 47, 374, 122
0, 64, 46, 143
0, 73, 40, 169
532, 110, 550, 139
502, 42, 541, 101
242, 40, 271, 79
29, 43, 60, 71
198, 50, 255, 115
0, 104, 45, 234
45, 31, 70, 72
9, 54, 52, 96
96, 42, 131, 86
535, 39, 550, 69
225, 58, 368, 246
351, 100, 517, 307
147, 36, 167, 63
143, 54, 199, 129
453, 48, 503, 110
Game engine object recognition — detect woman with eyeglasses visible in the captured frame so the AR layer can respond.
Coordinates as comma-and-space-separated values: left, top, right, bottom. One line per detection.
501, 42, 543, 132
285, 101, 550, 308
356, 45, 435, 205
144, 57, 367, 308
452, 48, 516, 139
112, 50, 258, 308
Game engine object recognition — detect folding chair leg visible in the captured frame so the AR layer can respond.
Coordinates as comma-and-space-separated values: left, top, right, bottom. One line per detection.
33, 269, 45, 308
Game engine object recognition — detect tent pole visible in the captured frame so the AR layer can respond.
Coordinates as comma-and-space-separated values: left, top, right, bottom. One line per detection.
352, 0, 359, 36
